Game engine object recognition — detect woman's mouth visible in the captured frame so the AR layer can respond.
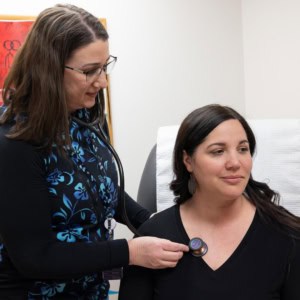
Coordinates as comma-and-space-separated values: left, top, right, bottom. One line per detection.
221, 176, 244, 184
86, 92, 98, 98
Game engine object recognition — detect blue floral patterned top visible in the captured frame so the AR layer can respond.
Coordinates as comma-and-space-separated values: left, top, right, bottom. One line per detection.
0, 108, 149, 299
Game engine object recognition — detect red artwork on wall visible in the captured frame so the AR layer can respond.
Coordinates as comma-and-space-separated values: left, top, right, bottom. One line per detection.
0, 19, 34, 105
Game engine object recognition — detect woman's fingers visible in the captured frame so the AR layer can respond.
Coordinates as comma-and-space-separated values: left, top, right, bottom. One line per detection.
161, 239, 189, 252
128, 236, 189, 269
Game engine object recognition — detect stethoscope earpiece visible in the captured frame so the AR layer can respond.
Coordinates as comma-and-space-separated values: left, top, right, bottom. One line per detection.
189, 237, 208, 257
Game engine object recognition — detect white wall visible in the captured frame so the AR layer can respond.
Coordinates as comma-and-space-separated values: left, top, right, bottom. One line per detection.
110, 0, 244, 201
3, 0, 300, 232
1, 0, 244, 210
2, 0, 300, 295
242, 0, 300, 118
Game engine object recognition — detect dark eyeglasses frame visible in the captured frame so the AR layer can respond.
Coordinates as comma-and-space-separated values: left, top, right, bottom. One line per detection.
65, 55, 117, 82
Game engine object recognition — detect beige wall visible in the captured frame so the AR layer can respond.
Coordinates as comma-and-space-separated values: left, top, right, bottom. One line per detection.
242, 0, 300, 118
3, 0, 300, 295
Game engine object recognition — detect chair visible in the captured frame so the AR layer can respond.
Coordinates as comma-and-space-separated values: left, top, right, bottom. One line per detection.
137, 145, 157, 213
137, 120, 300, 216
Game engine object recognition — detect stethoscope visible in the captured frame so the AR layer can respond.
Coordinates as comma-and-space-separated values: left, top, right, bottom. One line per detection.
189, 237, 208, 257
72, 93, 208, 257
72, 93, 141, 237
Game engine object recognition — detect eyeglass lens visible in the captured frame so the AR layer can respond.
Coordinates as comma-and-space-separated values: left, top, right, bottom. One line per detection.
104, 57, 116, 74
86, 56, 116, 82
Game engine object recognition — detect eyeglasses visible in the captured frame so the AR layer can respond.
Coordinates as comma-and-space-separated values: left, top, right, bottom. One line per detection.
65, 55, 117, 82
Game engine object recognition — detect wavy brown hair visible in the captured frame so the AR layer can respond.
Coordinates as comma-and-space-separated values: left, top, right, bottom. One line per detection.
0, 4, 108, 151
170, 104, 300, 234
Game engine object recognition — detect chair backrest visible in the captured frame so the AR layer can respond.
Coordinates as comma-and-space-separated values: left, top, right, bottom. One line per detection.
137, 145, 157, 213
137, 119, 300, 216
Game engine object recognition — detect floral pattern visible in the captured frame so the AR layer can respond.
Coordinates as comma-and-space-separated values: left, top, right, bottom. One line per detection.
28, 109, 117, 299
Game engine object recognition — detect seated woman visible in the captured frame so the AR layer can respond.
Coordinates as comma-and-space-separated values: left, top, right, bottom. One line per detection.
119, 104, 300, 300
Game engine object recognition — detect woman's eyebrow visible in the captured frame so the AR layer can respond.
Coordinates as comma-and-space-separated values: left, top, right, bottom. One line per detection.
207, 140, 249, 149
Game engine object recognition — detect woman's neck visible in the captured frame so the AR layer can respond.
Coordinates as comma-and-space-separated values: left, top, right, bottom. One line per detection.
180, 193, 254, 225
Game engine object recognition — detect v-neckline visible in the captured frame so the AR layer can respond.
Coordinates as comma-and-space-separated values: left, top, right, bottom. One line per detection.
174, 204, 258, 273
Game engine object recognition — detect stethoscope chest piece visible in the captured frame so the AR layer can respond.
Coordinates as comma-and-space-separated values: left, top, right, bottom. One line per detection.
189, 237, 208, 257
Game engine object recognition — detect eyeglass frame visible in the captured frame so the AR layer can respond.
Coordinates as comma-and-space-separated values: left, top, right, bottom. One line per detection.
64, 55, 117, 82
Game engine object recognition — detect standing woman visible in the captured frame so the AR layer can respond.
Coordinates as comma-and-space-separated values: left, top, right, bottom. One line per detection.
0, 4, 188, 299
119, 104, 300, 300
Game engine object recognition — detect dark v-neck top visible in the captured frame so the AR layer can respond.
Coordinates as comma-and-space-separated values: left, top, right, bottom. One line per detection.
119, 205, 300, 300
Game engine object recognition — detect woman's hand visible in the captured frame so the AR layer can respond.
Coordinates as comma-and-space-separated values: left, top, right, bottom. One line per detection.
127, 236, 189, 269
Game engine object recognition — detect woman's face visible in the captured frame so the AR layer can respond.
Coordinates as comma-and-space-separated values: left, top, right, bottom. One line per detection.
183, 119, 252, 201
64, 39, 109, 112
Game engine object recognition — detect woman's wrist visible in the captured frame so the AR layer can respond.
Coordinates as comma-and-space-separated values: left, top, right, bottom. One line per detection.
127, 239, 137, 265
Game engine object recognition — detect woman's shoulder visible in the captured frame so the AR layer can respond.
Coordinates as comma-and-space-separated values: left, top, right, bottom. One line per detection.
148, 205, 177, 221
0, 123, 43, 162
0, 121, 11, 136
1, 123, 27, 148
137, 205, 178, 236
256, 210, 300, 246
0, 123, 17, 150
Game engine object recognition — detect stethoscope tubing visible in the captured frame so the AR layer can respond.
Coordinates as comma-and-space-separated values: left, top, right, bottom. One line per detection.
71, 114, 141, 237
72, 102, 200, 256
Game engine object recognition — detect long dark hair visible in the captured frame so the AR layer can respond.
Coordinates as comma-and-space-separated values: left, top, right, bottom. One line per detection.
0, 4, 108, 151
170, 104, 300, 233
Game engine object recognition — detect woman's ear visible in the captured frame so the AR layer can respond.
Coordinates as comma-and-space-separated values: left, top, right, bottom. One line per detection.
183, 150, 193, 172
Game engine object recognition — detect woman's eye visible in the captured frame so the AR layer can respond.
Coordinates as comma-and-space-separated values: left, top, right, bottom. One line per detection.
211, 149, 224, 155
86, 68, 100, 76
239, 146, 249, 153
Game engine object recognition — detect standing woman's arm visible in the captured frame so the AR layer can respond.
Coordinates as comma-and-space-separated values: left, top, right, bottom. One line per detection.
0, 133, 129, 279
114, 191, 151, 229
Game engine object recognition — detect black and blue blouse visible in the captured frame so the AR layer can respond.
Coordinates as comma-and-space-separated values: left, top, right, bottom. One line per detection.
0, 108, 150, 299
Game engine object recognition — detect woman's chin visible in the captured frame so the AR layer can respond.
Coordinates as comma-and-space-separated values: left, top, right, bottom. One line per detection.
83, 98, 96, 109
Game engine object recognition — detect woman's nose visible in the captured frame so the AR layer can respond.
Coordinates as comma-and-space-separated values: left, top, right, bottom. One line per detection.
225, 153, 240, 170
93, 72, 108, 89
